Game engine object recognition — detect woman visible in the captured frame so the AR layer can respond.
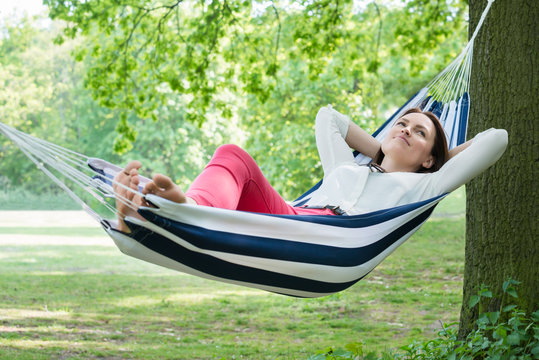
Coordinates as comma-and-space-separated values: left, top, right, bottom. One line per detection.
113, 106, 508, 233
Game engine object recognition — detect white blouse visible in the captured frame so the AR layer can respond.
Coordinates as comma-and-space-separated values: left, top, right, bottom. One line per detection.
303, 106, 508, 215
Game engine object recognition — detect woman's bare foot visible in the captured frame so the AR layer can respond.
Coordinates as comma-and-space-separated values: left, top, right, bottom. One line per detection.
142, 174, 188, 204
113, 161, 145, 233
113, 162, 191, 233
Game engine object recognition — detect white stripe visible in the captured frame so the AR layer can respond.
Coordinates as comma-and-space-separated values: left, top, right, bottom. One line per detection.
107, 228, 332, 298
443, 101, 458, 149
143, 194, 443, 249
109, 203, 431, 286
126, 196, 444, 283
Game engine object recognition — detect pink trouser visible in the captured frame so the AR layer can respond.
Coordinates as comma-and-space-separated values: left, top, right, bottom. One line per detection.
185, 144, 335, 216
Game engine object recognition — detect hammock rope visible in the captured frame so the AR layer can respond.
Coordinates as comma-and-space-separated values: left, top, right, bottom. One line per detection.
0, 121, 141, 222
0, 0, 495, 297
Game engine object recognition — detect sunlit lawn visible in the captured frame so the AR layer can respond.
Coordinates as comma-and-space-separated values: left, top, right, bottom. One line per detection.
0, 189, 466, 359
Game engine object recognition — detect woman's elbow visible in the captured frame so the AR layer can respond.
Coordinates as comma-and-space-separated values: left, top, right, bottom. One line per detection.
498, 128, 509, 148
315, 107, 332, 124
488, 128, 509, 157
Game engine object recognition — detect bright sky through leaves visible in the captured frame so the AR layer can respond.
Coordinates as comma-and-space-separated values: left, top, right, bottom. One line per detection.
0, 0, 47, 17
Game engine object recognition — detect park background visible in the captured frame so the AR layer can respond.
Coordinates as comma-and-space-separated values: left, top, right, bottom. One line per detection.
0, 0, 537, 359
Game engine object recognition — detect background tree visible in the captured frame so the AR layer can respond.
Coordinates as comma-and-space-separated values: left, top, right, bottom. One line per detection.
459, 0, 538, 336
43, 0, 467, 199
0, 14, 242, 198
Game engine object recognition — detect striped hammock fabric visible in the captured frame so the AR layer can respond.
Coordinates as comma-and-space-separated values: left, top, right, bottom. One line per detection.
0, 0, 495, 298
106, 192, 447, 298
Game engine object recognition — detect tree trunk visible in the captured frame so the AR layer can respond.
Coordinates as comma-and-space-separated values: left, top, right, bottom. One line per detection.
459, 0, 539, 337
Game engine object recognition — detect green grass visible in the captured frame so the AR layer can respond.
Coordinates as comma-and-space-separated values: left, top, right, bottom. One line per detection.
0, 189, 466, 359
0, 189, 81, 210
0, 210, 466, 359
432, 186, 465, 217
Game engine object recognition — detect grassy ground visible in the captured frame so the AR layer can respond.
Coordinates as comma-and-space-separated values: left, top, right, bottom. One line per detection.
0, 189, 81, 211
0, 189, 466, 359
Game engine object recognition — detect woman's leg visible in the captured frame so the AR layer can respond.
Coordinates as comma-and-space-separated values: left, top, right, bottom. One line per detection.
186, 144, 298, 215
114, 144, 335, 233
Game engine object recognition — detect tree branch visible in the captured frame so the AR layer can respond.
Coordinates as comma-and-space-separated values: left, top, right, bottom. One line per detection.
271, 2, 281, 74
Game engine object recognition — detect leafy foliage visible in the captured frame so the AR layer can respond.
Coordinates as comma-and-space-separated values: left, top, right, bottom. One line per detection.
2, 1, 468, 201
0, 15, 237, 200
0, 17, 117, 194
44, 0, 467, 152
309, 279, 539, 360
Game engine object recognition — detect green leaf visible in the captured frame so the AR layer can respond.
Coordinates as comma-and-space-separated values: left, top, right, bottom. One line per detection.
480, 290, 493, 298
53, 34, 65, 45
477, 313, 489, 326
469, 295, 480, 308
494, 326, 507, 340
507, 288, 518, 298
486, 311, 500, 325
503, 304, 517, 312
506, 333, 521, 345
502, 279, 521, 292
502, 280, 510, 292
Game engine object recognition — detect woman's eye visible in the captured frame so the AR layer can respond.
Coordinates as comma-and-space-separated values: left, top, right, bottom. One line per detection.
396, 121, 405, 126
417, 130, 425, 137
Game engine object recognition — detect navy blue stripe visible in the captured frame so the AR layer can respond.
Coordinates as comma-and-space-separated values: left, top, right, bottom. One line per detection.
293, 179, 322, 203
457, 92, 469, 146
138, 201, 437, 267
293, 198, 311, 207
430, 101, 444, 118
117, 224, 358, 296
419, 96, 432, 111
427, 100, 437, 113
280, 194, 445, 228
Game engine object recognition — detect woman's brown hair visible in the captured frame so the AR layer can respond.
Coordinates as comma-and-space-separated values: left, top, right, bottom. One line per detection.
373, 108, 449, 173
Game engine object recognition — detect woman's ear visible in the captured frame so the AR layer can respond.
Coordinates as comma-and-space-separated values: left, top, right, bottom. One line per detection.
422, 155, 434, 169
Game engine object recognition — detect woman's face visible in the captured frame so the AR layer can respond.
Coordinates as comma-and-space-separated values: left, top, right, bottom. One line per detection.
381, 112, 436, 172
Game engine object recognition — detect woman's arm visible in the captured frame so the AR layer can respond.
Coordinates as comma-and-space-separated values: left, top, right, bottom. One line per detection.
448, 139, 472, 160
315, 107, 357, 174
315, 106, 381, 174
430, 128, 508, 193
345, 121, 381, 159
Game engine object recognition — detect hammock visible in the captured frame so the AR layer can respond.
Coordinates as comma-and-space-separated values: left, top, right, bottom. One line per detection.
0, 1, 494, 298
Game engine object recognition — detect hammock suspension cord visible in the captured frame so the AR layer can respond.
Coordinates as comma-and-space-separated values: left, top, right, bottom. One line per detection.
0, 122, 140, 223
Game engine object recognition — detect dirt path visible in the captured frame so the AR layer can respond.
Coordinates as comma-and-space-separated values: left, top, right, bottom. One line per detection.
0, 211, 101, 228
0, 234, 112, 246
0, 211, 113, 246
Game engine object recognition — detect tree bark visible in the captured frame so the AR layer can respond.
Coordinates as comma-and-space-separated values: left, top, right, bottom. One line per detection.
459, 0, 539, 337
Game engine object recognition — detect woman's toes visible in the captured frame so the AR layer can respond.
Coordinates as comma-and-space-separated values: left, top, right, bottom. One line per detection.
114, 161, 141, 190
125, 160, 142, 173
153, 174, 175, 190
130, 173, 140, 189
142, 181, 159, 196
142, 174, 186, 204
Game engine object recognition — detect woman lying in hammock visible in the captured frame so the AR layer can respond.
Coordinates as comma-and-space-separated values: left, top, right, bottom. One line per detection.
113, 106, 508, 233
